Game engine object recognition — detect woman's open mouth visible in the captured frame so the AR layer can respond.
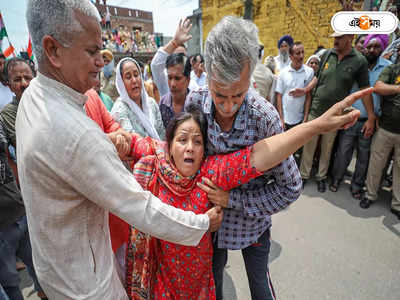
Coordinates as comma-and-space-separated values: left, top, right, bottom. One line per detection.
183, 158, 194, 164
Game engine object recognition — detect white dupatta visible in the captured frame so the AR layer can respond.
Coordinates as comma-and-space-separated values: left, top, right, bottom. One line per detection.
114, 57, 160, 140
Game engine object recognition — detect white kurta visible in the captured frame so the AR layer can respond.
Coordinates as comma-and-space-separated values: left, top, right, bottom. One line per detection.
16, 72, 209, 300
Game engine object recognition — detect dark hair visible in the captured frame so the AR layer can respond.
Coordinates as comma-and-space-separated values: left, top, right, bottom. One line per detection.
4, 58, 35, 83
258, 45, 264, 59
166, 104, 207, 154
289, 41, 303, 55
313, 46, 325, 55
120, 58, 142, 78
193, 53, 204, 64
0, 53, 5, 60
165, 53, 191, 78
354, 34, 366, 45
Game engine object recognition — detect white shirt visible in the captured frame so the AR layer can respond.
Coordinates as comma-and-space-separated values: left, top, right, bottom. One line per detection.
273, 55, 291, 75
275, 64, 314, 125
0, 82, 14, 110
190, 70, 207, 88
151, 48, 199, 98
16, 72, 209, 300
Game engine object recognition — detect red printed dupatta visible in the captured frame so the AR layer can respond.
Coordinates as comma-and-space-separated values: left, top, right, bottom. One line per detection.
125, 137, 199, 300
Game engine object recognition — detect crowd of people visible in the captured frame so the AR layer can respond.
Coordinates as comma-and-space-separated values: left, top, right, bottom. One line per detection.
0, 0, 398, 300
99, 7, 158, 54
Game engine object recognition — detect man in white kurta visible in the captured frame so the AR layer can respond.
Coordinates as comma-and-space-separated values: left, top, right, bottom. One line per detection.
18, 1, 221, 299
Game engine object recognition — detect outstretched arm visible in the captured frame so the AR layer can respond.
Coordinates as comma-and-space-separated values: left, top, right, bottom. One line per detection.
250, 88, 373, 172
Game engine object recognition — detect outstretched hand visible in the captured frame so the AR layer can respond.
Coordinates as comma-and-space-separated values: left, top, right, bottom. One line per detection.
174, 18, 192, 46
315, 87, 374, 133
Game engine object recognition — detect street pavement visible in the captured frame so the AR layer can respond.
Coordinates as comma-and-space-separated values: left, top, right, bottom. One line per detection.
21, 180, 400, 300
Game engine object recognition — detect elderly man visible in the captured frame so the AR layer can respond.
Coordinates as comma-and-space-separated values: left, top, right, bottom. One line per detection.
100, 48, 119, 101
274, 34, 293, 74
298, 33, 376, 192
186, 16, 302, 300
330, 34, 391, 196
18, 1, 223, 299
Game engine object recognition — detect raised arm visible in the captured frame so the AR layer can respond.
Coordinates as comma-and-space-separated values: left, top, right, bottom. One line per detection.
151, 18, 192, 97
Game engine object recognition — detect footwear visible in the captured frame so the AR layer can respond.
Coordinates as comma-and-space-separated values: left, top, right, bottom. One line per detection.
16, 261, 26, 271
329, 179, 340, 192
350, 188, 363, 200
390, 209, 400, 220
359, 198, 373, 209
317, 179, 326, 193
37, 291, 48, 300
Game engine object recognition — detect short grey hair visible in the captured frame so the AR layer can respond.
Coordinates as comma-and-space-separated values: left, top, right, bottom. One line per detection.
27, 0, 100, 64
204, 16, 259, 85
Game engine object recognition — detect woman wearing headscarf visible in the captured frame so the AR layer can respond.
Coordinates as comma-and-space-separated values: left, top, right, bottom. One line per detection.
306, 55, 321, 74
120, 90, 365, 299
111, 57, 165, 141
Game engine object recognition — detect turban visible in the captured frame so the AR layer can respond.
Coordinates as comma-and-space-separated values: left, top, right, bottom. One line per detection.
277, 35, 294, 49
101, 49, 114, 61
363, 34, 389, 51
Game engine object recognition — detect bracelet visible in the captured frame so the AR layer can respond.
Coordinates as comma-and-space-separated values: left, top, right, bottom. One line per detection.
171, 39, 180, 48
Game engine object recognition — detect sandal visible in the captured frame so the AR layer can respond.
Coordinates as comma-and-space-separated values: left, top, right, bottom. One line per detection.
351, 189, 362, 200
329, 179, 340, 192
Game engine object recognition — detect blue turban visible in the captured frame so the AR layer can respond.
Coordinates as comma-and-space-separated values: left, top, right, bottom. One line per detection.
277, 35, 294, 49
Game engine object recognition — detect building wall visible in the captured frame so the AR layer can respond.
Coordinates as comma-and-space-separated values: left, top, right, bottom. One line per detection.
95, 3, 154, 33
188, 9, 203, 56
201, 0, 363, 59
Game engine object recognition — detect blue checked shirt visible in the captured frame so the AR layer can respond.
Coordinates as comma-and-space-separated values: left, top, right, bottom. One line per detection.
186, 88, 302, 249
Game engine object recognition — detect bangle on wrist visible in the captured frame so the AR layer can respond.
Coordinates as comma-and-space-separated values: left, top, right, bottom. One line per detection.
171, 39, 180, 48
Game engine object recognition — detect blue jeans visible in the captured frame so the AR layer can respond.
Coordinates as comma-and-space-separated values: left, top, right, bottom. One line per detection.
0, 216, 43, 300
331, 120, 372, 192
0, 284, 9, 300
213, 229, 275, 300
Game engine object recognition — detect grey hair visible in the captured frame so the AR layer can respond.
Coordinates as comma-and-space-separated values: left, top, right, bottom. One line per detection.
26, 0, 100, 64
204, 16, 259, 85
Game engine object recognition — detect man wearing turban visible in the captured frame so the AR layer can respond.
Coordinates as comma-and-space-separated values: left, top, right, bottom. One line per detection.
100, 49, 119, 101
274, 34, 294, 74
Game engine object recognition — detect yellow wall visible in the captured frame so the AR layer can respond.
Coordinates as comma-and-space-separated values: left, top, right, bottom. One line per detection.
201, 0, 363, 60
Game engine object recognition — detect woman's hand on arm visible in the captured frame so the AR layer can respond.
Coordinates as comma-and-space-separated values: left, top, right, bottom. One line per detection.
197, 177, 230, 208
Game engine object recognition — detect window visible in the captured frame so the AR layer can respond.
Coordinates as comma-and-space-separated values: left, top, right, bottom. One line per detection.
114, 7, 117, 15
129, 10, 132, 16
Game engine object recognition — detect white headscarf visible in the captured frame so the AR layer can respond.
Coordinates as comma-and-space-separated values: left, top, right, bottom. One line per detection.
114, 57, 160, 140
306, 55, 320, 65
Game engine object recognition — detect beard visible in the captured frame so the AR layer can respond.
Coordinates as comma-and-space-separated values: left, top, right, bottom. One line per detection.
279, 50, 289, 62
365, 53, 379, 65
